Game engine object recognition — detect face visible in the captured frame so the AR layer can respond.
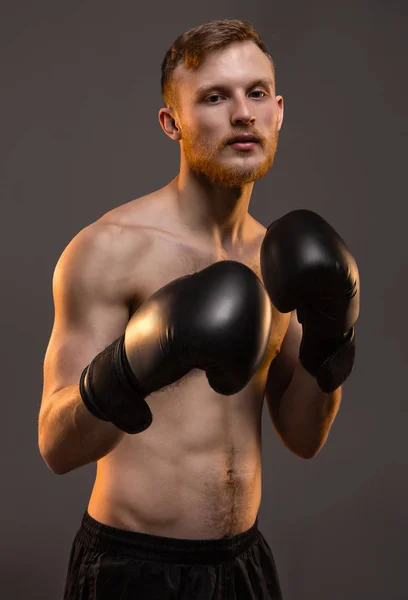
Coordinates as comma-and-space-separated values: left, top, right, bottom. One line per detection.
163, 41, 284, 187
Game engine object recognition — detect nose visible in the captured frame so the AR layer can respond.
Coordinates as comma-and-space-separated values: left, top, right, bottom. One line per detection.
231, 97, 256, 126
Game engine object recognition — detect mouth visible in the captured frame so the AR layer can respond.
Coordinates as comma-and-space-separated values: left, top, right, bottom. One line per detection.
227, 135, 260, 145
226, 135, 260, 150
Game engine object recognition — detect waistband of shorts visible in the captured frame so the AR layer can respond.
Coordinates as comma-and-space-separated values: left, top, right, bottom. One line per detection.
77, 511, 261, 565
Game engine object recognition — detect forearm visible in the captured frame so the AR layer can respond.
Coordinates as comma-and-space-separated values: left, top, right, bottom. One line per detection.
38, 383, 125, 474
277, 361, 342, 458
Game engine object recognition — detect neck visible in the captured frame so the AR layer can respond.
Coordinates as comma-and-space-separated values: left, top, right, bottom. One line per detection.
170, 163, 255, 250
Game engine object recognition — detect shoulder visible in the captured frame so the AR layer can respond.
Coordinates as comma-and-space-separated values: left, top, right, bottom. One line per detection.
247, 215, 267, 240
57, 218, 152, 273
99, 183, 173, 230
53, 208, 155, 304
69, 186, 173, 262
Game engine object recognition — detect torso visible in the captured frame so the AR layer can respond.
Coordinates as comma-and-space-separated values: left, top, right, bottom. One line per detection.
87, 183, 291, 539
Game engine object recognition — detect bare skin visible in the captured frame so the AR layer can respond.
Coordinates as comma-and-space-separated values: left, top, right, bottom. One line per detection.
40, 40, 299, 539
89, 185, 290, 539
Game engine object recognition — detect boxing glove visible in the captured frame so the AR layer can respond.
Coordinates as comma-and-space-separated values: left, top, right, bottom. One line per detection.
260, 209, 360, 393
80, 260, 272, 433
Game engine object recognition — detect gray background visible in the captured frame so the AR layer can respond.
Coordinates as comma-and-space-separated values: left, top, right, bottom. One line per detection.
1, 0, 407, 598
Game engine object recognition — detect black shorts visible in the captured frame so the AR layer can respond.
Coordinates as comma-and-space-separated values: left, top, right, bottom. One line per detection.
63, 511, 283, 599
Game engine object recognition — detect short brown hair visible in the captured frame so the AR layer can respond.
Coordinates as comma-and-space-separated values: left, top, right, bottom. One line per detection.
161, 19, 275, 110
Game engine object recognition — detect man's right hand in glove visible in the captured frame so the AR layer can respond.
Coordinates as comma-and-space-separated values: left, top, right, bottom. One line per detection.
80, 260, 272, 434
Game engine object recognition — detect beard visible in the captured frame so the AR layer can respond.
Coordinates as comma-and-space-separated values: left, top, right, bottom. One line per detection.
181, 128, 280, 188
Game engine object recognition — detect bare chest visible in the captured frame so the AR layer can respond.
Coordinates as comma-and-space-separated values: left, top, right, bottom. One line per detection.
119, 234, 290, 423
128, 233, 289, 371
90, 224, 290, 536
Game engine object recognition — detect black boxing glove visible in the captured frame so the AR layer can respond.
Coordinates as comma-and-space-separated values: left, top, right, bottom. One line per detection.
260, 209, 360, 393
80, 260, 272, 434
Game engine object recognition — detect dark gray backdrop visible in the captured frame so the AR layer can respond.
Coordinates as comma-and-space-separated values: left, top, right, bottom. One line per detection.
1, 0, 406, 598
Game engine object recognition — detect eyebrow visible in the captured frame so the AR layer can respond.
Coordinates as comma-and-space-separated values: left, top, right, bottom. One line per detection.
194, 77, 274, 97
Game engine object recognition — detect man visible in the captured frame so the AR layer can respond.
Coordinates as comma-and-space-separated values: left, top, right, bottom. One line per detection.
39, 19, 359, 600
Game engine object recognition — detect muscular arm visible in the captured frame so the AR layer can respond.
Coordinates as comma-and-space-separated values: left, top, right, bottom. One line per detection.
38, 223, 147, 474
265, 311, 342, 459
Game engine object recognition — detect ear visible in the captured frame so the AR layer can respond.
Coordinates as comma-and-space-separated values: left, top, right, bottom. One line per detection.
158, 108, 182, 141
276, 95, 284, 132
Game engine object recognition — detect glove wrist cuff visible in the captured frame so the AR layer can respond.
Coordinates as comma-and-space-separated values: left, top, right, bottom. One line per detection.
299, 328, 356, 393
79, 335, 152, 434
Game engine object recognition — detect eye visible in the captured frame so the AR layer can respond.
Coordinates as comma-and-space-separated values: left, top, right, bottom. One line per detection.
250, 90, 267, 98
204, 90, 268, 103
206, 94, 223, 103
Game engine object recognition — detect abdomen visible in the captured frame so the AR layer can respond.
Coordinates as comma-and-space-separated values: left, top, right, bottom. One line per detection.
88, 369, 265, 538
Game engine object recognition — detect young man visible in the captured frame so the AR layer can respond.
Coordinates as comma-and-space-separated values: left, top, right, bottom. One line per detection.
39, 19, 359, 600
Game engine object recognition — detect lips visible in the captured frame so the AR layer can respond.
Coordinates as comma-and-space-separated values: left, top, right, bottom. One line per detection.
228, 135, 259, 145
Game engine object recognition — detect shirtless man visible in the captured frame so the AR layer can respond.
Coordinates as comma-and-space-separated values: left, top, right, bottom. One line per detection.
39, 19, 360, 600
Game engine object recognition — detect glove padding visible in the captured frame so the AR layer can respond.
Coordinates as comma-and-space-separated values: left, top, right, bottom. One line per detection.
80, 260, 273, 433
260, 209, 360, 392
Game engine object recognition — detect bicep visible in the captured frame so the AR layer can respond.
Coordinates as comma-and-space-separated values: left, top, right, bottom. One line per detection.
265, 310, 302, 422
41, 226, 131, 404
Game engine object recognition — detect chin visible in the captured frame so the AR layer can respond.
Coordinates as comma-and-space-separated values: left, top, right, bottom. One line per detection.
211, 171, 265, 187
188, 153, 273, 187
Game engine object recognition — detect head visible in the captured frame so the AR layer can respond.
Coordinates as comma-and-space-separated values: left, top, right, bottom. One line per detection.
159, 19, 284, 188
